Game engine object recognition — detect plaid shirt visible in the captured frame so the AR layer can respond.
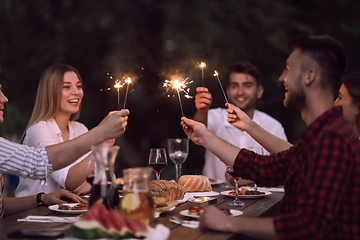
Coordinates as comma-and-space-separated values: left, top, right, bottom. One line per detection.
234, 106, 360, 240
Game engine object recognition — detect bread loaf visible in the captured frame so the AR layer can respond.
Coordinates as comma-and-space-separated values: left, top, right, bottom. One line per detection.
178, 175, 212, 192
150, 180, 186, 202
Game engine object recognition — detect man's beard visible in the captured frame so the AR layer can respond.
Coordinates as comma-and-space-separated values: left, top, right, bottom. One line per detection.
284, 83, 306, 111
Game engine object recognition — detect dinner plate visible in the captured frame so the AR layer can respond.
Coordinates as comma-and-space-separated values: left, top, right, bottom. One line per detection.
154, 206, 176, 218
208, 179, 225, 185
220, 190, 272, 199
48, 203, 87, 214
179, 209, 243, 219
191, 191, 220, 197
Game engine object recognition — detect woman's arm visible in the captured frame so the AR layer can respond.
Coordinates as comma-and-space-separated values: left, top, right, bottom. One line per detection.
226, 103, 292, 153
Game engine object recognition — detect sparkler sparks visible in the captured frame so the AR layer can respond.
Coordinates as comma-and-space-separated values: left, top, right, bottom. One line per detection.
163, 77, 193, 117
214, 70, 228, 103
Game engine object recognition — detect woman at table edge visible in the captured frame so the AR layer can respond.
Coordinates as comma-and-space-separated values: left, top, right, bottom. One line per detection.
0, 83, 129, 217
226, 71, 360, 153
16, 63, 95, 198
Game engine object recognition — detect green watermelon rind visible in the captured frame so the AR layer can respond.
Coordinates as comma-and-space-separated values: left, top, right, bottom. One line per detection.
67, 220, 108, 239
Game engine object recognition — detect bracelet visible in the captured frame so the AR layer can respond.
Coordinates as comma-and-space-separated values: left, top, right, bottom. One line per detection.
36, 192, 45, 206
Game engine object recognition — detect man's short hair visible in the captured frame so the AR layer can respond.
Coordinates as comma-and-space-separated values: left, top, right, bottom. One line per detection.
289, 35, 347, 92
225, 61, 263, 88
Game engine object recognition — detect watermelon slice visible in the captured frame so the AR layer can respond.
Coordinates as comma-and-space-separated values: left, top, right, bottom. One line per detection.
68, 200, 150, 239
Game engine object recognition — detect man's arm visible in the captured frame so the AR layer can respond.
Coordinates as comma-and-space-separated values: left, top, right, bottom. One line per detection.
46, 110, 129, 171
193, 87, 212, 125
226, 103, 292, 153
181, 117, 240, 166
200, 206, 278, 240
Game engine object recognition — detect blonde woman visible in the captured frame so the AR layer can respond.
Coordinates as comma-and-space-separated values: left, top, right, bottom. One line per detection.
16, 63, 93, 197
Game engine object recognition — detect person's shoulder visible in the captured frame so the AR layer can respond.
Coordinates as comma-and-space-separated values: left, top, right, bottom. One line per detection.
27, 120, 51, 131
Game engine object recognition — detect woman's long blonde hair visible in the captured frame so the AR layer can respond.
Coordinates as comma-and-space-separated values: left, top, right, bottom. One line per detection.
22, 63, 83, 141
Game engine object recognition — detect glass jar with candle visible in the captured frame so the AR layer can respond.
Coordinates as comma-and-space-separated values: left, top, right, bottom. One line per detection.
120, 167, 154, 225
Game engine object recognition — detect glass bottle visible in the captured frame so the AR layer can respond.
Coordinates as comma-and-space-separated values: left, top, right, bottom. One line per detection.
88, 143, 120, 209
120, 167, 154, 225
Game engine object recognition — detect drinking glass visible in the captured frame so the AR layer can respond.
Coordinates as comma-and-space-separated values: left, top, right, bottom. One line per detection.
226, 165, 245, 207
167, 138, 189, 182
148, 148, 168, 180
86, 159, 95, 185
248, 147, 264, 191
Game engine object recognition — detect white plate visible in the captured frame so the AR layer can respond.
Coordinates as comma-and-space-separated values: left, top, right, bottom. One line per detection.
220, 190, 272, 199
48, 203, 87, 214
208, 179, 225, 185
191, 191, 220, 197
154, 206, 176, 218
179, 209, 243, 219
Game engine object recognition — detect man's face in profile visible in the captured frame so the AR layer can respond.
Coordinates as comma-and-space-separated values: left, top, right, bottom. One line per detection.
0, 84, 9, 123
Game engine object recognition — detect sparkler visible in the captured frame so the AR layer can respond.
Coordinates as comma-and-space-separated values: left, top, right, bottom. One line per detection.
199, 62, 206, 86
122, 77, 132, 109
114, 79, 124, 110
213, 70, 229, 103
163, 77, 193, 117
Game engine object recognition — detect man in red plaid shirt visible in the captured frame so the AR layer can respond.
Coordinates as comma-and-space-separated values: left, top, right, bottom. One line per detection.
181, 35, 360, 240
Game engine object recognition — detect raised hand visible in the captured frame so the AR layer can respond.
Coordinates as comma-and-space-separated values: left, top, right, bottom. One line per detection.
97, 109, 130, 140
226, 103, 251, 131
195, 87, 213, 111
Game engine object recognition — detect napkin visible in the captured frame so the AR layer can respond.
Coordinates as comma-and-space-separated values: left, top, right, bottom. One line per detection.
18, 215, 80, 223
170, 219, 199, 229
59, 224, 170, 240
257, 187, 284, 192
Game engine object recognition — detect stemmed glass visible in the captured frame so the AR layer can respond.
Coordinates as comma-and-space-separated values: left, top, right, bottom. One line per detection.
148, 148, 168, 180
86, 159, 95, 185
226, 165, 245, 207
248, 147, 264, 191
167, 138, 189, 182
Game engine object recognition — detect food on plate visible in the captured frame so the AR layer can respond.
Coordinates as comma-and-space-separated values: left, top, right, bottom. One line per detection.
188, 206, 204, 216
178, 175, 212, 192
58, 202, 88, 210
68, 200, 149, 239
228, 187, 265, 196
150, 180, 186, 203
208, 178, 218, 184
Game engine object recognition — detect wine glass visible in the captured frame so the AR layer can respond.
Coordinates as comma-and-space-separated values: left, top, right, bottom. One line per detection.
148, 148, 168, 180
167, 138, 189, 182
86, 158, 95, 185
226, 165, 245, 207
248, 147, 264, 191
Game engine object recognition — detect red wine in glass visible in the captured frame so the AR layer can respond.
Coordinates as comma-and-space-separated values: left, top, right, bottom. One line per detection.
149, 163, 167, 174
86, 176, 94, 185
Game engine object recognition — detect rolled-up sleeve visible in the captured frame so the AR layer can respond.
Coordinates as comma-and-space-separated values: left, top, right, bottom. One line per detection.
0, 138, 53, 179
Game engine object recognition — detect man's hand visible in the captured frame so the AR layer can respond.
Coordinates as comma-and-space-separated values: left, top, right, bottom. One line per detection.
97, 109, 130, 140
200, 205, 232, 232
181, 117, 210, 146
41, 189, 86, 205
195, 87, 212, 112
226, 103, 251, 132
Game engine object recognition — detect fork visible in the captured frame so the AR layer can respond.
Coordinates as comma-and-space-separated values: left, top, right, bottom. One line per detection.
170, 217, 198, 225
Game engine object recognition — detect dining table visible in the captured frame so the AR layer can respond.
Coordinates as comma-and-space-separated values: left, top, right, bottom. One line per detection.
0, 183, 284, 240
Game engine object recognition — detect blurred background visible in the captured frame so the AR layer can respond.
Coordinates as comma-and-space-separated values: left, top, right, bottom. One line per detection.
1, 0, 360, 195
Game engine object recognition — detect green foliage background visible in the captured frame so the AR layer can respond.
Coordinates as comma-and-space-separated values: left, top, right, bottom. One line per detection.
1, 0, 360, 179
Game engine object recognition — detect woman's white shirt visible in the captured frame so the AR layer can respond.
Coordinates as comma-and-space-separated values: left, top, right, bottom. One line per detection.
15, 118, 90, 197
